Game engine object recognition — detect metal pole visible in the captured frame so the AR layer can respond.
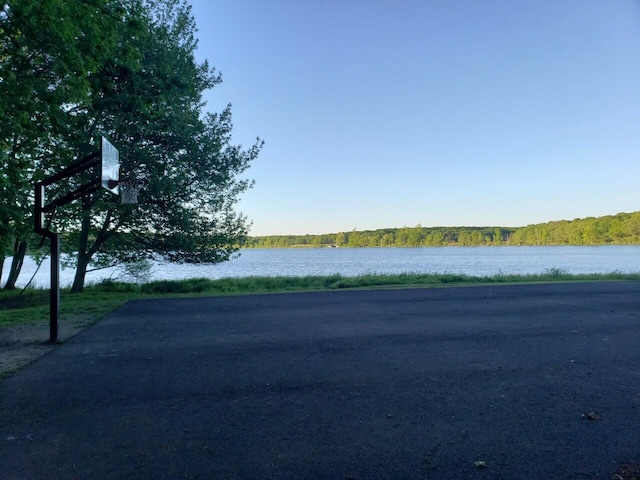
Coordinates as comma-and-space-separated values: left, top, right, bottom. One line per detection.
49, 234, 60, 343
33, 140, 116, 343
36, 182, 59, 343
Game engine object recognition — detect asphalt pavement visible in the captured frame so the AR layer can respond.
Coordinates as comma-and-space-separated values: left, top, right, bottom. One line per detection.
2, 282, 640, 479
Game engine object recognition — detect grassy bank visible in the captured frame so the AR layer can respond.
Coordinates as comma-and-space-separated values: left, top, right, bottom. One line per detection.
2, 270, 639, 328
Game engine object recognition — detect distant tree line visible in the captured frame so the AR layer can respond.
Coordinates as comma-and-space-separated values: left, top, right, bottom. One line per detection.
244, 212, 640, 248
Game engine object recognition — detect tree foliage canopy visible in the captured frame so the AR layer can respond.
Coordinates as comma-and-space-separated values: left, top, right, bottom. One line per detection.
1, 0, 261, 291
1, 0, 129, 287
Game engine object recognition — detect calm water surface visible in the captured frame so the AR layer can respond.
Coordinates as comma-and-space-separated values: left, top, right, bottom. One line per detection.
3, 246, 640, 288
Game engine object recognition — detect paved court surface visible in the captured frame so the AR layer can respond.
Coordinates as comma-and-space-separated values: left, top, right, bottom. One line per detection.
1, 282, 639, 479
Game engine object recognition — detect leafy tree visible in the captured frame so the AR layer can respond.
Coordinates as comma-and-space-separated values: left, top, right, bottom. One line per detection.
0, 0, 125, 288
425, 231, 445, 246
1, 0, 260, 291
334, 232, 347, 246
347, 230, 362, 247
380, 233, 395, 246
625, 212, 640, 242
493, 228, 502, 245
47, 0, 261, 292
406, 225, 424, 246
395, 227, 411, 246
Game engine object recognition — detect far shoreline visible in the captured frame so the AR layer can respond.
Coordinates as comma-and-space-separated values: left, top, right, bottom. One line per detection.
241, 243, 640, 249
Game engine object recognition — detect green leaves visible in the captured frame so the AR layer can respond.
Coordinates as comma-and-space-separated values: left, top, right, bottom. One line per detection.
0, 0, 130, 263
68, 0, 260, 288
2, 0, 261, 291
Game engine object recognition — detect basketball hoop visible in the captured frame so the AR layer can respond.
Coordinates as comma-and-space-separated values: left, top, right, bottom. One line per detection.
119, 180, 145, 204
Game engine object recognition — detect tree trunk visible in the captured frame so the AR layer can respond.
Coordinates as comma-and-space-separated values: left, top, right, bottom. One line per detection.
3, 240, 27, 290
70, 198, 93, 293
71, 197, 96, 293
71, 249, 90, 293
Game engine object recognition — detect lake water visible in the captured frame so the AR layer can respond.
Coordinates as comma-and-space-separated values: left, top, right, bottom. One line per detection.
2, 246, 640, 289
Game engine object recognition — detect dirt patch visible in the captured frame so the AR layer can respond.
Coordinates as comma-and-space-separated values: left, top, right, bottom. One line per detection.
0, 320, 91, 379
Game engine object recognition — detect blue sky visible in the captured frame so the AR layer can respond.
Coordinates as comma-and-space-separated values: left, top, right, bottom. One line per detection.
188, 0, 640, 236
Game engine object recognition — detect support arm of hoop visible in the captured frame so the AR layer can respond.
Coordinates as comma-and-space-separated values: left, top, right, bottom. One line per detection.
35, 182, 54, 239
40, 179, 101, 213
35, 150, 102, 239
33, 146, 108, 345
40, 151, 100, 187
35, 178, 101, 240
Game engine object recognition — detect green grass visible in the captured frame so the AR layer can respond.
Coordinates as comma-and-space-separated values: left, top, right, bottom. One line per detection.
1, 271, 639, 328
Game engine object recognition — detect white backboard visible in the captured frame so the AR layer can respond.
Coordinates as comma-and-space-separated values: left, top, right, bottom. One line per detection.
100, 137, 120, 194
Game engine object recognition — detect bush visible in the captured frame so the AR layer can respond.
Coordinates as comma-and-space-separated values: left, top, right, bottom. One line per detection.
92, 279, 140, 293
141, 278, 215, 294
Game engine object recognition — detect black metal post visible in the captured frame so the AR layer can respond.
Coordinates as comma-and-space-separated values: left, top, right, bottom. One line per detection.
33, 142, 117, 344
35, 182, 60, 343
50, 234, 60, 343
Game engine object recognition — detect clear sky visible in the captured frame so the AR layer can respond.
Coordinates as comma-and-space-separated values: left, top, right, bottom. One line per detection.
188, 0, 640, 236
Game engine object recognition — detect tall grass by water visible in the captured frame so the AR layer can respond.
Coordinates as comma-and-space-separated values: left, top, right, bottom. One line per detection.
2, 270, 639, 328
127, 269, 639, 294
